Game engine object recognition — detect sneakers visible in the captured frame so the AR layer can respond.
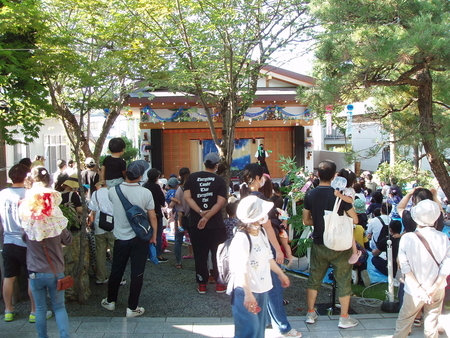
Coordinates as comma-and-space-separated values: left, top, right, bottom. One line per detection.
4, 312, 15, 322
29, 311, 53, 323
414, 317, 423, 327
216, 283, 227, 294
198, 284, 207, 294
126, 306, 145, 318
361, 270, 371, 287
101, 298, 116, 311
96, 279, 109, 285
348, 251, 362, 264
280, 328, 302, 337
338, 316, 359, 329
305, 310, 318, 324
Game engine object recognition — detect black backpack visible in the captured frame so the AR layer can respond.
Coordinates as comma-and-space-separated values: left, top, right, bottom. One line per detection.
216, 228, 266, 286
115, 185, 153, 242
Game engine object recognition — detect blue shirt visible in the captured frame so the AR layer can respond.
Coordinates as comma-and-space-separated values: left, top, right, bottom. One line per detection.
0, 187, 27, 247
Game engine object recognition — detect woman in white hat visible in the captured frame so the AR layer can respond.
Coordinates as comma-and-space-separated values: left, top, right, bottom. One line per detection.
228, 195, 292, 338
393, 199, 450, 338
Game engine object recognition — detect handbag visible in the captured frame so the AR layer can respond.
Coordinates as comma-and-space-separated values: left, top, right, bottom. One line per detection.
323, 197, 354, 251
95, 192, 114, 232
41, 241, 74, 291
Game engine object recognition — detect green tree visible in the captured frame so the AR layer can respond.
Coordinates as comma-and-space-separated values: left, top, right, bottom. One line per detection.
126, 0, 315, 183
306, 0, 450, 197
0, 0, 53, 146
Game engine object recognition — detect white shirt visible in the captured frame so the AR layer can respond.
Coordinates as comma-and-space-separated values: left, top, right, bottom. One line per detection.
367, 215, 390, 250
108, 182, 155, 240
399, 227, 450, 296
229, 230, 273, 294
89, 188, 114, 235
254, 150, 269, 159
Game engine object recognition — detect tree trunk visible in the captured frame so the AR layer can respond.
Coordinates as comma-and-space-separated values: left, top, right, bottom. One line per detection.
417, 68, 450, 200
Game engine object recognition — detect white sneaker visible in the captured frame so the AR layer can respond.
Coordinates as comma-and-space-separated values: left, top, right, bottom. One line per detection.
305, 311, 318, 324
338, 316, 358, 329
101, 298, 115, 311
279, 328, 302, 337
126, 306, 145, 318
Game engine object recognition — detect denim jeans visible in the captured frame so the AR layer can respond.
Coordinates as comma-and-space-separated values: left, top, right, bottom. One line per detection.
107, 237, 148, 310
29, 272, 70, 338
174, 216, 188, 264
267, 245, 292, 334
232, 287, 269, 338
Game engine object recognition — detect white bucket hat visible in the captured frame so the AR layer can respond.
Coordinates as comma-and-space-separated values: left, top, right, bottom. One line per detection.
236, 195, 273, 223
411, 199, 441, 227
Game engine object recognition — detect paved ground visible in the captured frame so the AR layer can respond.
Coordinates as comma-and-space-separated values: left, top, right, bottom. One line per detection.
0, 313, 448, 338
1, 242, 449, 337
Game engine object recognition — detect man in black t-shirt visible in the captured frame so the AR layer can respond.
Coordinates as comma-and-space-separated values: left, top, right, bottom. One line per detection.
302, 160, 359, 329
184, 152, 227, 294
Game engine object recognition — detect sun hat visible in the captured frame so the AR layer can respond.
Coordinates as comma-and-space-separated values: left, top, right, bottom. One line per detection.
167, 177, 180, 188
236, 195, 274, 223
204, 152, 220, 164
63, 174, 79, 188
410, 199, 441, 227
354, 199, 366, 214
85, 157, 96, 167
126, 160, 149, 180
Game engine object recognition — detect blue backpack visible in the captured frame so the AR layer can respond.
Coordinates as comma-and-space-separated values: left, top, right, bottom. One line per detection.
115, 185, 153, 242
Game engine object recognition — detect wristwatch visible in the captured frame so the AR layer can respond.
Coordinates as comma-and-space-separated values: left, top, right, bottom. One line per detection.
199, 209, 203, 214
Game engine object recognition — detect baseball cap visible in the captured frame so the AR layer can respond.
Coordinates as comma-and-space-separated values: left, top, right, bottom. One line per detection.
411, 199, 441, 227
353, 199, 366, 214
237, 195, 274, 223
126, 160, 149, 180
85, 157, 96, 167
167, 177, 180, 188
204, 152, 220, 164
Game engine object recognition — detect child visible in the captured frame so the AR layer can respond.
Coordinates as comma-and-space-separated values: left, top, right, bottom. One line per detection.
230, 195, 291, 338
223, 201, 239, 240
333, 168, 361, 264
101, 137, 126, 188
269, 195, 294, 266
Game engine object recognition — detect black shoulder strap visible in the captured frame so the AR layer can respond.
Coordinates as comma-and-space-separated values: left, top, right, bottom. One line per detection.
115, 185, 132, 211
377, 216, 387, 227
415, 232, 441, 267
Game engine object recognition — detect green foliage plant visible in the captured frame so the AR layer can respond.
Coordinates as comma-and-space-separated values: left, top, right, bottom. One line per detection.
277, 154, 312, 257
375, 160, 433, 195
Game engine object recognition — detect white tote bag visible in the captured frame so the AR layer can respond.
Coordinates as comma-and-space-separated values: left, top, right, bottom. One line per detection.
323, 197, 353, 251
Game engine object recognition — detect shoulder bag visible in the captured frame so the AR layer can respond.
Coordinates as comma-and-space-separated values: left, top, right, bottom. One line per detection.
42, 241, 74, 291
95, 192, 114, 232
323, 197, 354, 251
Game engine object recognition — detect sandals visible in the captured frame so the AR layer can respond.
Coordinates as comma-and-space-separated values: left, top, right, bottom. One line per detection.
175, 264, 182, 269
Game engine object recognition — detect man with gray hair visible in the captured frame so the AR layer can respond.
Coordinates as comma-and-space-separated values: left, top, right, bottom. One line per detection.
393, 199, 450, 338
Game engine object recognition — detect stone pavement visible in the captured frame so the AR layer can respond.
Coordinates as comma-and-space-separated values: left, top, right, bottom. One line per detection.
1, 312, 447, 338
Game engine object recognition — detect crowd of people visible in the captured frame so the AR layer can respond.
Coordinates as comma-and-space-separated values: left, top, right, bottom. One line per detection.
1, 143, 450, 338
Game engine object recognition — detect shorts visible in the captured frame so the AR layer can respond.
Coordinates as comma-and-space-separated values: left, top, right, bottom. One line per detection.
307, 243, 353, 298
2, 244, 28, 278
106, 178, 124, 188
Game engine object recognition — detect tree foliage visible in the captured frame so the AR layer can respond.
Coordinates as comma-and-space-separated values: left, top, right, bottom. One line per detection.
0, 0, 53, 144
306, 0, 450, 197
124, 0, 315, 183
